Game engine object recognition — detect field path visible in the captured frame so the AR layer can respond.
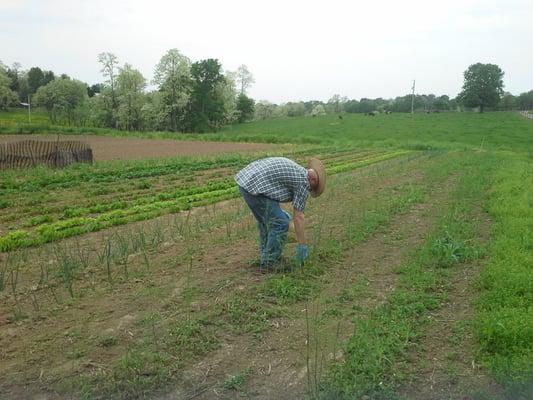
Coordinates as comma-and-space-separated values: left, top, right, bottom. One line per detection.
397, 206, 504, 400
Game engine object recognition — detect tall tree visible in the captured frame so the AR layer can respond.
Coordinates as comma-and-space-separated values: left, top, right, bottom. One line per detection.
153, 48, 191, 131
188, 58, 225, 132
254, 100, 277, 120
236, 93, 255, 122
87, 83, 102, 97
327, 94, 347, 113
517, 90, 533, 110
98, 52, 120, 126
6, 62, 22, 93
218, 73, 239, 124
34, 78, 88, 125
116, 63, 146, 131
434, 95, 450, 111
27, 67, 45, 95
235, 64, 255, 95
499, 93, 516, 110
0, 62, 18, 110
459, 63, 504, 113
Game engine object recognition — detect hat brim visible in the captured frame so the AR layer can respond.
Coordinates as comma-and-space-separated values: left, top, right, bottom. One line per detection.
308, 158, 326, 197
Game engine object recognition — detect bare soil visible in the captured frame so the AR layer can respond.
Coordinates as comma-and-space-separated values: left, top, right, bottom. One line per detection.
163, 174, 456, 400
0, 134, 274, 161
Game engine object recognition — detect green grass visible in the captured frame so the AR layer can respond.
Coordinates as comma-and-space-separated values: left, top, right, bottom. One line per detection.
217, 112, 533, 152
0, 108, 51, 126
2, 110, 533, 153
323, 152, 495, 398
474, 155, 533, 390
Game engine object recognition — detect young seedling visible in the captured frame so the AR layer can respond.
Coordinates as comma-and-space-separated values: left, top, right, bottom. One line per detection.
0, 252, 11, 292
9, 253, 23, 319
54, 244, 79, 298
139, 228, 151, 270
115, 232, 130, 279
75, 238, 91, 271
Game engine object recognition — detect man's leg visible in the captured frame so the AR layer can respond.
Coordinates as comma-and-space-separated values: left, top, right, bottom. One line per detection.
263, 201, 290, 266
238, 187, 269, 264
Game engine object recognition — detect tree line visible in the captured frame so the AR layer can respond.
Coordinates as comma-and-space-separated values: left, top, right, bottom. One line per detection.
0, 49, 255, 132
255, 64, 532, 119
1, 58, 532, 132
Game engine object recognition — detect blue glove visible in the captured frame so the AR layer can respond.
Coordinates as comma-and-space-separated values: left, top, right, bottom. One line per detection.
295, 244, 309, 265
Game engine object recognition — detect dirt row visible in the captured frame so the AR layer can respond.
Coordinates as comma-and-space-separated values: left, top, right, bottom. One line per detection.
0, 134, 274, 161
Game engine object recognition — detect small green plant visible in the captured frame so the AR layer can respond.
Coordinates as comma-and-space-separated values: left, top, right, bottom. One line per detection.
136, 179, 152, 190
102, 238, 113, 285
168, 318, 218, 357
99, 335, 118, 347
430, 230, 466, 267
0, 253, 11, 292
223, 368, 251, 390
115, 233, 130, 279
262, 275, 314, 304
54, 245, 80, 298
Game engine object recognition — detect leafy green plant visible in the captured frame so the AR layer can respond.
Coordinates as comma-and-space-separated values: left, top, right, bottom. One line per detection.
223, 368, 251, 390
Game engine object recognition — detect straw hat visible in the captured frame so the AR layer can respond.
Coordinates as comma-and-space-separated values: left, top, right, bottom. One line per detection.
308, 158, 326, 197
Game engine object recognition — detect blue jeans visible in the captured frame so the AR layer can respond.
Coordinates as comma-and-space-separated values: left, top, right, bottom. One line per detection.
239, 186, 290, 266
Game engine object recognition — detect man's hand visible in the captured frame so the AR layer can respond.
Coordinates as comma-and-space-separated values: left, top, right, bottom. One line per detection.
295, 244, 309, 265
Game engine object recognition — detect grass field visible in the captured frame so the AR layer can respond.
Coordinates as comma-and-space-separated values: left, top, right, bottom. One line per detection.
2, 109, 532, 153
0, 111, 531, 399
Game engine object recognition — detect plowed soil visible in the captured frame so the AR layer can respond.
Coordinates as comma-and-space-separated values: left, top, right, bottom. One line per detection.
0, 134, 273, 161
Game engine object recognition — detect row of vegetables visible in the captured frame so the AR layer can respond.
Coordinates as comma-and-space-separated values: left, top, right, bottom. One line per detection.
0, 148, 412, 251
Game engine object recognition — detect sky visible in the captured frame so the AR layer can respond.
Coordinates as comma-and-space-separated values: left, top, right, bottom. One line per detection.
1, 0, 532, 103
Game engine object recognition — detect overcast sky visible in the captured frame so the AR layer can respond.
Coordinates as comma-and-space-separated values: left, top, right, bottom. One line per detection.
1, 0, 532, 103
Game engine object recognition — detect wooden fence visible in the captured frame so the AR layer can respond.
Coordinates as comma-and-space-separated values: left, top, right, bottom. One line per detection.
0, 140, 93, 169
519, 110, 533, 120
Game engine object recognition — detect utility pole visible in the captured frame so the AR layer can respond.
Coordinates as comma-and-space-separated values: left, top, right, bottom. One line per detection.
411, 80, 415, 114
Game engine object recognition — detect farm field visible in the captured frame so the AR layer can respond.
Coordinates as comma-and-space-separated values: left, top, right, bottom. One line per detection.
0, 134, 275, 162
3, 110, 531, 152
0, 111, 532, 399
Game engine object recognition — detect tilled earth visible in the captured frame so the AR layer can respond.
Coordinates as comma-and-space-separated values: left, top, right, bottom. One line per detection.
0, 154, 500, 399
0, 134, 274, 161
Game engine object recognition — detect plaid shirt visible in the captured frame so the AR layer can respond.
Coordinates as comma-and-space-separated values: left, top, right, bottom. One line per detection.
235, 157, 310, 211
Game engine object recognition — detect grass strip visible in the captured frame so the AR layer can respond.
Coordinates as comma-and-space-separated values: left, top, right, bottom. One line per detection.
473, 154, 533, 394
323, 152, 495, 399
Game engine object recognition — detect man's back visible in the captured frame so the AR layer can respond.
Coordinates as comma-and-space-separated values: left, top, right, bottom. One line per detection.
235, 157, 309, 211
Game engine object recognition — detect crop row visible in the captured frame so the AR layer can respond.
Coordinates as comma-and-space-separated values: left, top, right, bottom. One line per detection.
1, 148, 380, 228
0, 150, 412, 251
0, 145, 348, 193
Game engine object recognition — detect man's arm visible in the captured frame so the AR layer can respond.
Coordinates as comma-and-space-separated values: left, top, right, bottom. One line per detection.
293, 208, 307, 244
